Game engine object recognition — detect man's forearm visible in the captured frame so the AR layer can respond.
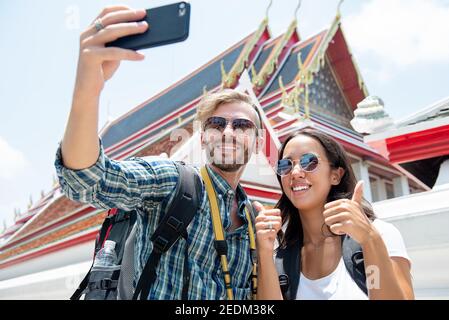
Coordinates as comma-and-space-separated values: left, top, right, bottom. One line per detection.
61, 88, 101, 170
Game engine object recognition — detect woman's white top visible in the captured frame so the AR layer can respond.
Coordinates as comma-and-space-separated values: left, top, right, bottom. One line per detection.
296, 219, 411, 300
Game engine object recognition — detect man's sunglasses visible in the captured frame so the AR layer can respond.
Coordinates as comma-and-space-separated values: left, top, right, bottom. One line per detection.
203, 116, 256, 133
276, 153, 323, 176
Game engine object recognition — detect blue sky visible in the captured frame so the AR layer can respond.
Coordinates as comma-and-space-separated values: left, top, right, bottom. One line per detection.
1, 0, 449, 228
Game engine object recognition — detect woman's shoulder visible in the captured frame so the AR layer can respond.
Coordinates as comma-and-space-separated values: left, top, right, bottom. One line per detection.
372, 218, 411, 263
372, 218, 400, 234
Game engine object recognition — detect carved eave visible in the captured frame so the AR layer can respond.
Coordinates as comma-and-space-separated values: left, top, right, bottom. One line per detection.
251, 19, 300, 95
221, 18, 271, 88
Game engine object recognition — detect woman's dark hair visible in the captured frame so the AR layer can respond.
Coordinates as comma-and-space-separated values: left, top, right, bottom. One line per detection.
275, 128, 375, 249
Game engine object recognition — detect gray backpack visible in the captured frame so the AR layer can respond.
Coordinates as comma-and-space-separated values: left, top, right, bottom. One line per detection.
70, 162, 202, 300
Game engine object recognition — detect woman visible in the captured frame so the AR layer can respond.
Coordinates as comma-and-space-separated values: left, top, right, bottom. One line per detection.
254, 129, 414, 300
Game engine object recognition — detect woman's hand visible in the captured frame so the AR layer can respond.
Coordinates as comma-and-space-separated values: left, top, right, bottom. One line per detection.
75, 6, 149, 94
323, 181, 379, 245
253, 201, 282, 255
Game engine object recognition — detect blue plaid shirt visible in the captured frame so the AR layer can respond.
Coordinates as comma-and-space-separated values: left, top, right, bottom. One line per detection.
54, 139, 254, 300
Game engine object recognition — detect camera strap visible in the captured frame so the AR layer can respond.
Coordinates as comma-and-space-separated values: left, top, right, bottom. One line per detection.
200, 166, 257, 300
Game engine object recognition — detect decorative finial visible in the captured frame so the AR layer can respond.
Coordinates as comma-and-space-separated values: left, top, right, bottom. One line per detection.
279, 76, 288, 105
336, 0, 344, 19
220, 60, 228, 87
28, 195, 33, 209
265, 0, 273, 20
297, 52, 304, 74
294, 0, 302, 20
251, 65, 257, 80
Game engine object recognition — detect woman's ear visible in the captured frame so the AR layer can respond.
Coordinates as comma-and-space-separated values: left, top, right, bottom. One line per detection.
331, 167, 345, 185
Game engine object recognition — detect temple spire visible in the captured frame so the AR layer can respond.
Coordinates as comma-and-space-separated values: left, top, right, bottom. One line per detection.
294, 0, 302, 20
336, 0, 344, 20
265, 0, 273, 20
28, 195, 33, 209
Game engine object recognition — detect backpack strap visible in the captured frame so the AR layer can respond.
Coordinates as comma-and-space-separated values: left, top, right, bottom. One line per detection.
275, 240, 302, 300
341, 235, 368, 295
274, 235, 368, 300
132, 162, 201, 300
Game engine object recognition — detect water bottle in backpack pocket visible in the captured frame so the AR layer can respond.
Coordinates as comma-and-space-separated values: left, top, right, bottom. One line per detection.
84, 240, 121, 300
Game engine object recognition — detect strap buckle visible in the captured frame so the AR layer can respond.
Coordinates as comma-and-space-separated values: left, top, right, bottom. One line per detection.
113, 211, 130, 224
167, 216, 184, 232
153, 236, 169, 253
88, 279, 117, 291
278, 274, 289, 292
214, 240, 228, 256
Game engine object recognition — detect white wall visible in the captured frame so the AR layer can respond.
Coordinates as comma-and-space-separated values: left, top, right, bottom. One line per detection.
373, 184, 449, 299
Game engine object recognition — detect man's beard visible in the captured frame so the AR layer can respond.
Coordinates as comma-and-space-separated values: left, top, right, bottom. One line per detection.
205, 138, 251, 172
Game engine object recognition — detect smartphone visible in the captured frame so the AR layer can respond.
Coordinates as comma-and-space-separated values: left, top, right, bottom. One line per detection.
106, 2, 190, 51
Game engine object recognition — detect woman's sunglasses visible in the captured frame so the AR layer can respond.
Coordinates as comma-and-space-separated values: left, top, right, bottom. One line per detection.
276, 153, 323, 176
203, 116, 256, 133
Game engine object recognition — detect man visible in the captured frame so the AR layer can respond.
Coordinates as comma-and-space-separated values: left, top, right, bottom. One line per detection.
55, 5, 264, 299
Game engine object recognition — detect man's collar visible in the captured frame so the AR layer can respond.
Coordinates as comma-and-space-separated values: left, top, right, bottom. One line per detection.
205, 165, 247, 202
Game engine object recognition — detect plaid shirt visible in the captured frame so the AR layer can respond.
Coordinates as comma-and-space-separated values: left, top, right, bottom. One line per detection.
54, 139, 254, 300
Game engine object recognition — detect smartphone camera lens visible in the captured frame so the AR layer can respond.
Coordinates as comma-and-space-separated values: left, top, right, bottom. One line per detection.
179, 3, 186, 16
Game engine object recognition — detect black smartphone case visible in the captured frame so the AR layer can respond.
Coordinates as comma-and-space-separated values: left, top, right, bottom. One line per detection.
106, 2, 190, 51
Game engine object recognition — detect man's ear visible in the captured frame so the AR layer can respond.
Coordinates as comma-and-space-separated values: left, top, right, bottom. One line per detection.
200, 131, 206, 149
331, 167, 345, 185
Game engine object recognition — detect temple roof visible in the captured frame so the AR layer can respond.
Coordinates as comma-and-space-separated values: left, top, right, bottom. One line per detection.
365, 96, 449, 187
102, 39, 246, 150
0, 13, 426, 269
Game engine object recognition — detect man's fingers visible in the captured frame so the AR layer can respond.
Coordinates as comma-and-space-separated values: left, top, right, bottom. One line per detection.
84, 8, 147, 39
82, 47, 145, 62
91, 5, 133, 24
84, 21, 149, 47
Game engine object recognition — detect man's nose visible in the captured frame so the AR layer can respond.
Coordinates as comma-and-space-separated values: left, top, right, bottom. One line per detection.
222, 121, 235, 136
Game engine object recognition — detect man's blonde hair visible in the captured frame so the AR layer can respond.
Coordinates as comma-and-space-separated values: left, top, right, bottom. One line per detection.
195, 89, 262, 130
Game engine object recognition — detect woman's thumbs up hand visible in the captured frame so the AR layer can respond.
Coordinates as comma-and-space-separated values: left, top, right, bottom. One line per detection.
253, 201, 282, 254
323, 181, 378, 246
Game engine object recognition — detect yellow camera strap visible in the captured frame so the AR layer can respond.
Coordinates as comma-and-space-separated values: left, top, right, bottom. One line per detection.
245, 207, 258, 300
201, 166, 257, 300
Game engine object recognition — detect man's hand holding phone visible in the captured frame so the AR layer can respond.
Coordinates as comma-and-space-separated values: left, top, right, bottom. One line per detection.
75, 6, 148, 95
62, 6, 149, 170
63, 3, 190, 170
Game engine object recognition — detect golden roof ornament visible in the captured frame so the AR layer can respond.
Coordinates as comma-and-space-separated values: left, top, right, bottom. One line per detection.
28, 195, 33, 209
221, 0, 272, 88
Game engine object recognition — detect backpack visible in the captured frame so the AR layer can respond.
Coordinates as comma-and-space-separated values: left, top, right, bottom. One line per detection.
275, 235, 367, 300
70, 161, 202, 300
